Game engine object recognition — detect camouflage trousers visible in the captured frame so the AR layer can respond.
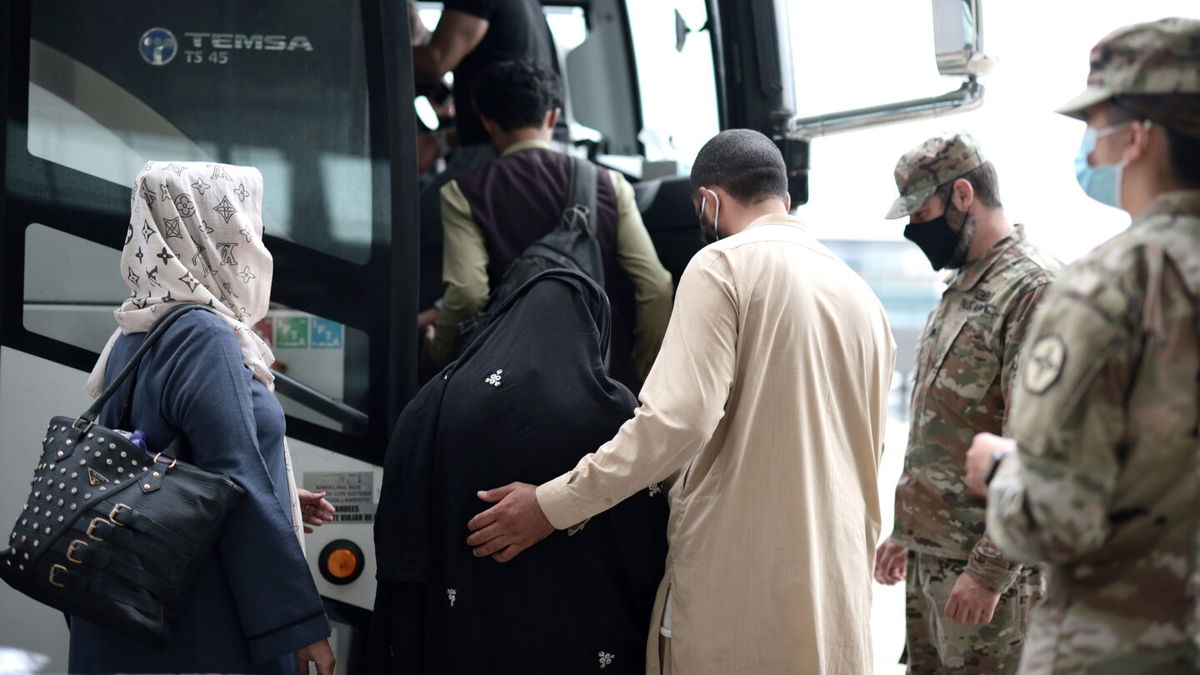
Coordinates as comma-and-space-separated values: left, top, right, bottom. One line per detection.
904, 551, 1042, 674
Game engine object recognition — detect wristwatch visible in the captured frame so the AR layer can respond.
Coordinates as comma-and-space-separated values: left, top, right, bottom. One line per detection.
985, 449, 1015, 486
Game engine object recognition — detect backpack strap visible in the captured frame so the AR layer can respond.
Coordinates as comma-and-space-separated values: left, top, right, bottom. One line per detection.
563, 156, 598, 235
452, 268, 611, 374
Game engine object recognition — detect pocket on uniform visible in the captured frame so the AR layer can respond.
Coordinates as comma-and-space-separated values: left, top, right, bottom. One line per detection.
930, 320, 1000, 419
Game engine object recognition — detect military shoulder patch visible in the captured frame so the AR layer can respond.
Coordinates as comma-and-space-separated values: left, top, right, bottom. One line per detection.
1023, 335, 1067, 394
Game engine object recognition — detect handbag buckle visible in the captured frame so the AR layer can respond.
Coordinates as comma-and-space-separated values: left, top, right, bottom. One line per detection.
67, 539, 87, 564
70, 417, 95, 435
86, 517, 110, 542
152, 452, 178, 470
109, 503, 132, 526
49, 564, 67, 587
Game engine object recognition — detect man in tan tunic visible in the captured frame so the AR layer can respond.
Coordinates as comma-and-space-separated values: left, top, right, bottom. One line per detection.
465, 129, 896, 673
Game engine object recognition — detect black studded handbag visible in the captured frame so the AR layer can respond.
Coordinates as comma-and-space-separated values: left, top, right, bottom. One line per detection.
0, 303, 246, 644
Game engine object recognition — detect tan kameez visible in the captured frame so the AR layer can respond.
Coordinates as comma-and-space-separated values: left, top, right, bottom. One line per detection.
538, 214, 896, 674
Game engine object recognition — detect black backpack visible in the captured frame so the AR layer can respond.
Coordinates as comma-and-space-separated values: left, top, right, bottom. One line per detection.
455, 156, 603, 354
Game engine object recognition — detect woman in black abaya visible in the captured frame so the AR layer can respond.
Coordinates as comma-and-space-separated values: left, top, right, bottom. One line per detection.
372, 270, 668, 674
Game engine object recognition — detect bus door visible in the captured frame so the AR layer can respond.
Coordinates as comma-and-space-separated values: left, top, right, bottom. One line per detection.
0, 1, 418, 669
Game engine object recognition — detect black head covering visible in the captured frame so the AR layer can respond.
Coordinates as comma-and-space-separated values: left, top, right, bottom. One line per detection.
372, 269, 666, 673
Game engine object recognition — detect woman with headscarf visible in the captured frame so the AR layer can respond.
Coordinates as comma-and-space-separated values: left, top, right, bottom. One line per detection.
70, 161, 335, 674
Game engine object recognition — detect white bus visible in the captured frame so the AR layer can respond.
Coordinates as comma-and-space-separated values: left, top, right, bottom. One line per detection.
0, 0, 1004, 670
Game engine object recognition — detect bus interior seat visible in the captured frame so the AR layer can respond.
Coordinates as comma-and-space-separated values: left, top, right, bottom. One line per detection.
635, 175, 703, 288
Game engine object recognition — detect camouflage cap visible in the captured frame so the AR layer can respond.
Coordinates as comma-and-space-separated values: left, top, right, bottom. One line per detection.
885, 132, 986, 220
1057, 18, 1200, 120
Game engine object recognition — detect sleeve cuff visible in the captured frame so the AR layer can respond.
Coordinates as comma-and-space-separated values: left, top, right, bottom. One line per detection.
536, 475, 593, 531
246, 609, 330, 663
966, 541, 1021, 593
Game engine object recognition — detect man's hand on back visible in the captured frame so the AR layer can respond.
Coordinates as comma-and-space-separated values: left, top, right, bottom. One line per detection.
466, 482, 555, 562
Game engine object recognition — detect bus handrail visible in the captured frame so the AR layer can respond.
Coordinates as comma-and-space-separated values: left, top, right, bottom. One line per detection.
785, 79, 984, 140
272, 371, 369, 436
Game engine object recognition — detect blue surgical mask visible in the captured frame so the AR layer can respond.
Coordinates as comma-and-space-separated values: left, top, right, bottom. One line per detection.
1074, 121, 1148, 209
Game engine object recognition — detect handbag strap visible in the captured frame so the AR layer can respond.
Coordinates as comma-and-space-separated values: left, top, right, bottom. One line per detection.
75, 304, 215, 434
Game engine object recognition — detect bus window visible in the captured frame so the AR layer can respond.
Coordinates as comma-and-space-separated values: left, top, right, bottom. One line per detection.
22, 224, 129, 351
563, 0, 640, 157
259, 310, 370, 435
787, 2, 950, 118
626, 0, 719, 171
6, 0, 418, 465
20, 223, 370, 436
24, 5, 376, 266
545, 5, 588, 52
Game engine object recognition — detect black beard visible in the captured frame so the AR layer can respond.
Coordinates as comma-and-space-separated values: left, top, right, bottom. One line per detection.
943, 207, 976, 270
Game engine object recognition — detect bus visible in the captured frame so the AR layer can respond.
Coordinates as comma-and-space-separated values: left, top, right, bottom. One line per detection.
0, 0, 987, 670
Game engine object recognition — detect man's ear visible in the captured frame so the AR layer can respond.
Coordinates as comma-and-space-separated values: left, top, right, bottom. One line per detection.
1125, 119, 1155, 165
952, 177, 976, 211
545, 108, 561, 131
784, 191, 792, 212
480, 116, 501, 138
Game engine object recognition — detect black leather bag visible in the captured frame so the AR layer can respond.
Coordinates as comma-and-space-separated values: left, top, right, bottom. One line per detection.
456, 156, 604, 353
0, 303, 246, 644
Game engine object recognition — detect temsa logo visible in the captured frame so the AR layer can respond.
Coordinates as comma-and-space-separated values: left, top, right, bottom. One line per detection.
183, 33, 314, 51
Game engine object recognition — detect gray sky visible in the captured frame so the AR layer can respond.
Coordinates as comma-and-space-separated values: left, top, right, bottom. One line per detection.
790, 1, 1200, 265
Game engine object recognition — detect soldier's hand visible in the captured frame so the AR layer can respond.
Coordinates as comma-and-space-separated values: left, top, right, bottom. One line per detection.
965, 433, 1016, 497
945, 572, 1002, 625
873, 537, 908, 585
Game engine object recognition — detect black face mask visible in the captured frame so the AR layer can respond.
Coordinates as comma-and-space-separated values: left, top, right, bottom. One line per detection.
904, 214, 959, 271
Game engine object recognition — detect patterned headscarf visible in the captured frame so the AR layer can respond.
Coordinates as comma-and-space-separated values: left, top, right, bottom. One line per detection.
86, 161, 275, 396
86, 161, 308, 549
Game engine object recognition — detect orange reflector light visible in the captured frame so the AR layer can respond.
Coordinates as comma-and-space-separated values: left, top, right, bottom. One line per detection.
326, 548, 358, 579
318, 539, 365, 585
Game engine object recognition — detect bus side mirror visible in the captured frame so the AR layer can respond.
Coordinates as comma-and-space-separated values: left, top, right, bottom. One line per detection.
932, 0, 994, 77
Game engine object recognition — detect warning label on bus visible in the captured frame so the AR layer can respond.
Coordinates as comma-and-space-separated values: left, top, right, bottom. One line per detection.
302, 471, 376, 524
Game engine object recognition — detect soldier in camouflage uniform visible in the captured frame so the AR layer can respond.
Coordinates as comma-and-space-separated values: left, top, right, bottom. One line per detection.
965, 17, 1200, 673
875, 132, 1058, 673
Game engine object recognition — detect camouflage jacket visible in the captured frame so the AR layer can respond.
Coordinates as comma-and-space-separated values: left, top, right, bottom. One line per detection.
892, 226, 1058, 591
988, 191, 1200, 673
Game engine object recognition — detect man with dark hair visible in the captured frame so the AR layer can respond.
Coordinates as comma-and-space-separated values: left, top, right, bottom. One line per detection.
412, 0, 560, 324
688, 128, 789, 211
472, 57, 563, 130
874, 133, 1057, 673
432, 60, 672, 388
464, 128, 897, 673
965, 18, 1200, 673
